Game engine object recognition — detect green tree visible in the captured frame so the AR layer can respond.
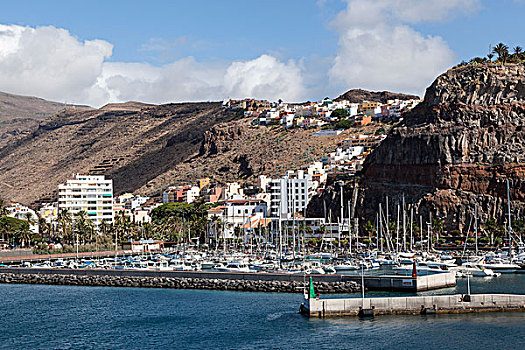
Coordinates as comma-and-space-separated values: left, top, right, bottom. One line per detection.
484, 218, 504, 246
493, 43, 509, 63
58, 209, 73, 244
330, 109, 349, 120
335, 119, 355, 130
363, 220, 376, 239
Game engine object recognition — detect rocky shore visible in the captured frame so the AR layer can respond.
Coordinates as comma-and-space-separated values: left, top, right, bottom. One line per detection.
0, 272, 360, 294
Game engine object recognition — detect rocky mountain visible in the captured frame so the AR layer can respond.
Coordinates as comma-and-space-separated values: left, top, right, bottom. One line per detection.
334, 89, 419, 103
311, 64, 525, 231
0, 91, 90, 149
0, 99, 372, 205
133, 119, 372, 196
0, 102, 237, 204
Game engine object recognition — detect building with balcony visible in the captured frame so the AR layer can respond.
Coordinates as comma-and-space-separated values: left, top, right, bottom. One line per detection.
260, 170, 319, 219
58, 174, 114, 226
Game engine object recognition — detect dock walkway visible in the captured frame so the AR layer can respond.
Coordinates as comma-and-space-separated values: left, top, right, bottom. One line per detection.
302, 293, 525, 317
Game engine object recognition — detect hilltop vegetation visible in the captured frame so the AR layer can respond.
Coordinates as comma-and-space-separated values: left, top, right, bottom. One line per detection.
455, 42, 525, 68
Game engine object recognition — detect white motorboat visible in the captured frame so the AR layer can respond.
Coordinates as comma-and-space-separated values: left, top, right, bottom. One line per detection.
200, 261, 216, 270
334, 262, 359, 272
394, 261, 453, 275
451, 262, 500, 277
153, 260, 173, 271
306, 267, 326, 274
322, 265, 337, 274
216, 261, 252, 272
477, 260, 520, 273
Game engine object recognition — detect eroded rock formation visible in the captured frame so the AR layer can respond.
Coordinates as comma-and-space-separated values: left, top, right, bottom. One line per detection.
310, 64, 525, 231
360, 64, 525, 229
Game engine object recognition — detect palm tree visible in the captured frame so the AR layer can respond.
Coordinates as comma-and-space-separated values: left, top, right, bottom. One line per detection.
74, 210, 89, 244
493, 43, 509, 63
39, 217, 52, 243
0, 198, 7, 217
487, 53, 494, 62
24, 212, 35, 232
58, 209, 73, 244
514, 46, 523, 56
16, 222, 32, 247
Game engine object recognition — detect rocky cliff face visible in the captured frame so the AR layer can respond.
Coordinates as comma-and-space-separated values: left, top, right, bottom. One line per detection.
356, 64, 525, 229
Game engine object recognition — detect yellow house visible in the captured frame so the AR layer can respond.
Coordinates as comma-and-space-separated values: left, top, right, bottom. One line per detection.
198, 177, 211, 190
293, 116, 304, 127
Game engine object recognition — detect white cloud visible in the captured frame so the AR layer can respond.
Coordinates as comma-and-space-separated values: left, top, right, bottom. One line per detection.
0, 24, 112, 105
0, 3, 481, 106
0, 24, 307, 107
224, 55, 305, 101
328, 0, 480, 96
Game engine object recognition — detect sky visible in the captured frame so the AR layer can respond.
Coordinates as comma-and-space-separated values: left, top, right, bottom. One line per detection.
0, 0, 524, 107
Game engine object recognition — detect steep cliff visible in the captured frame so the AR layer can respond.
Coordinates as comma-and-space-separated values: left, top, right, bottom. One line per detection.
363, 64, 525, 229
310, 64, 525, 230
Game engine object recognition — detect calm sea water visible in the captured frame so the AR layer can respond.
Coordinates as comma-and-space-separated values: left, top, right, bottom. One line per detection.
1, 275, 525, 350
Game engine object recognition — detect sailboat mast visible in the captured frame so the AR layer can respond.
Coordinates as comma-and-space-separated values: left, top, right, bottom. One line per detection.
379, 203, 383, 253
339, 183, 343, 249
402, 195, 406, 251
475, 203, 478, 256
410, 205, 414, 251
396, 204, 400, 254
507, 179, 512, 257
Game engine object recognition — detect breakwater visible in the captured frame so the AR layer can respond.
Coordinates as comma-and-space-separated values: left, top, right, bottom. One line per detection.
0, 272, 360, 294
0, 267, 455, 291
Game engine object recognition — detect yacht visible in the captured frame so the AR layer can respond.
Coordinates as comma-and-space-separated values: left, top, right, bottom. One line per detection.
452, 262, 500, 277
394, 261, 453, 275
476, 259, 520, 273
216, 261, 252, 272
334, 260, 359, 272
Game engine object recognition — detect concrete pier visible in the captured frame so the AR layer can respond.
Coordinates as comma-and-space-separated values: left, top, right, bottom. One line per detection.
301, 294, 525, 317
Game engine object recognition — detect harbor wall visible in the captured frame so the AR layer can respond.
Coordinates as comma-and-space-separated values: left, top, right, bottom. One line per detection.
0, 268, 455, 292
0, 271, 360, 294
306, 294, 525, 317
340, 272, 455, 292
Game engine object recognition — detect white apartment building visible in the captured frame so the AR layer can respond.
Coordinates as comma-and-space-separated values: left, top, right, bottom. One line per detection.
58, 174, 114, 226
260, 170, 319, 219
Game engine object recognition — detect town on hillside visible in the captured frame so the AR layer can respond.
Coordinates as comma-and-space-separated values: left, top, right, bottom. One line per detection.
0, 95, 422, 253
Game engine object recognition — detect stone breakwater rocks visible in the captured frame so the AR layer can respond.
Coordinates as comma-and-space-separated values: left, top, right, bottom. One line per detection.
0, 273, 360, 294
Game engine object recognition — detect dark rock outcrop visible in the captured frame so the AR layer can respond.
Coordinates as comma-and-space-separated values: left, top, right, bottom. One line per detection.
334, 89, 419, 103
357, 64, 525, 230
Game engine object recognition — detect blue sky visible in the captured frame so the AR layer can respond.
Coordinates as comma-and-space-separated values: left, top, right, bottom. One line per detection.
0, 0, 523, 106
0, 0, 343, 63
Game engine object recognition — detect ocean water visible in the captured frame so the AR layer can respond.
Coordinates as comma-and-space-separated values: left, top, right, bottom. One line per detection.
1, 276, 525, 350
